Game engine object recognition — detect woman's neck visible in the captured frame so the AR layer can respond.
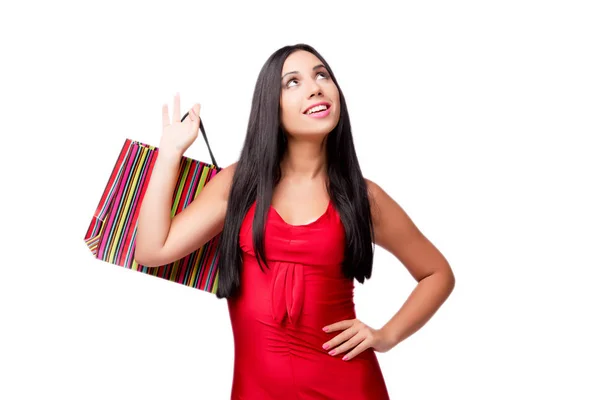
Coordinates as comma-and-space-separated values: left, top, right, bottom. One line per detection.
280, 136, 328, 180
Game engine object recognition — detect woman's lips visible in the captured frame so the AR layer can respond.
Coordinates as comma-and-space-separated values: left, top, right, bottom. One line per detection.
305, 107, 332, 118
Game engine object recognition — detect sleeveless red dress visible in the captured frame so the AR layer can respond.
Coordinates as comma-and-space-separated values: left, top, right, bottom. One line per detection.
226, 200, 390, 399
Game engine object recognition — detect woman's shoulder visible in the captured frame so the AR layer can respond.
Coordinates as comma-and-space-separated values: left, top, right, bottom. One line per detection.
364, 178, 385, 207
212, 161, 238, 196
363, 177, 400, 227
219, 161, 238, 177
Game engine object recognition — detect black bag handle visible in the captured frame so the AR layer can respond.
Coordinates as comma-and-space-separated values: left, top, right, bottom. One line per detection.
181, 111, 219, 169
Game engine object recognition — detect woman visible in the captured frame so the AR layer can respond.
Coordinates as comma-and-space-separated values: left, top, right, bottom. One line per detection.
135, 44, 455, 399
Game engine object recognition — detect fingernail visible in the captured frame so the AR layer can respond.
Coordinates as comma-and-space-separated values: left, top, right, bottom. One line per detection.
342, 356, 348, 361
328, 350, 335, 356
322, 344, 329, 350
322, 327, 329, 332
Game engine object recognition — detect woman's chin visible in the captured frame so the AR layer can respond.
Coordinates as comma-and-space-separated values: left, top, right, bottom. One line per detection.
288, 128, 334, 140
288, 121, 339, 138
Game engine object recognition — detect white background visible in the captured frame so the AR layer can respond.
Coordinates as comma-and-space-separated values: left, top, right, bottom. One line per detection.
1, 0, 599, 399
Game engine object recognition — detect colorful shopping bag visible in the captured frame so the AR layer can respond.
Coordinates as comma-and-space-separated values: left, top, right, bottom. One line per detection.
84, 116, 222, 294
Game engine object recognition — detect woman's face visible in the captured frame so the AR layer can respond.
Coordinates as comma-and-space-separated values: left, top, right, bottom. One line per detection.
279, 50, 341, 138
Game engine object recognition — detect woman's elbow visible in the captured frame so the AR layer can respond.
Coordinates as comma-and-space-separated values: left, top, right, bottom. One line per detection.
133, 249, 161, 268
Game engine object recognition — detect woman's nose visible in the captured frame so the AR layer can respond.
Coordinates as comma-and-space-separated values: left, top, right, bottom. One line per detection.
306, 81, 323, 98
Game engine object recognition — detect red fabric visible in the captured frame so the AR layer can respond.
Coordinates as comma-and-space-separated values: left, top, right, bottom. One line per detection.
227, 200, 390, 399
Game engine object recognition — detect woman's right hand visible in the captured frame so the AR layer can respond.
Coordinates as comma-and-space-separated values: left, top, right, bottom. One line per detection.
160, 92, 201, 156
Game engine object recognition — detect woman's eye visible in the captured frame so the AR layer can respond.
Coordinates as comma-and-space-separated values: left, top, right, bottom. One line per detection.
286, 72, 328, 88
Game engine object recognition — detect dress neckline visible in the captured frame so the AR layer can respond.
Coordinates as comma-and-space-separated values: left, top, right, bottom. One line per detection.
270, 199, 333, 228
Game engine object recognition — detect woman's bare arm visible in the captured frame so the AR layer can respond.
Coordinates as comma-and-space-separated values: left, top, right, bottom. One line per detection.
134, 161, 236, 267
133, 93, 236, 267
366, 178, 455, 346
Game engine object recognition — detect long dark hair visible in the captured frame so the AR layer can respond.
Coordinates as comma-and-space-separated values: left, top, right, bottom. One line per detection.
215, 43, 374, 299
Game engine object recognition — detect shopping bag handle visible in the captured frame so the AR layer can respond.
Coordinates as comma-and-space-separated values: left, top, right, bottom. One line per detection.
181, 111, 219, 169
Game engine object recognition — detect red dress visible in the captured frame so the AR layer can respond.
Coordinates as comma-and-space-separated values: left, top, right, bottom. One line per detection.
226, 199, 390, 399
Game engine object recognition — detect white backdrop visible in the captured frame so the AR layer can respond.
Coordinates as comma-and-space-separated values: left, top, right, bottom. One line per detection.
1, 0, 599, 399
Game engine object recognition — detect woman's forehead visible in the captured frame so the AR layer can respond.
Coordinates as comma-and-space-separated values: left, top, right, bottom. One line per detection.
282, 50, 322, 73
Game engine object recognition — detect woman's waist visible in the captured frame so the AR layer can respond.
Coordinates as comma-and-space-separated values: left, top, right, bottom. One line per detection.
228, 299, 357, 351
229, 283, 356, 330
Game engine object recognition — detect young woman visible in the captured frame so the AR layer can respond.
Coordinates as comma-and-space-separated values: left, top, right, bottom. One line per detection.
135, 43, 455, 400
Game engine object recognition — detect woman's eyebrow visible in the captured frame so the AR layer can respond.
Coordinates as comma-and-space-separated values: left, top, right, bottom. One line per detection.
281, 64, 326, 81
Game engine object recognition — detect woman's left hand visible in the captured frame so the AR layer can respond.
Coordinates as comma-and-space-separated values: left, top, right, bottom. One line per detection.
321, 319, 395, 361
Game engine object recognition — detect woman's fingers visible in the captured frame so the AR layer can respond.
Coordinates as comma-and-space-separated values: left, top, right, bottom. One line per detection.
172, 92, 181, 123
189, 104, 201, 135
159, 93, 200, 154
330, 333, 363, 356
164, 94, 197, 127
162, 104, 170, 127
191, 104, 200, 122
188, 106, 196, 123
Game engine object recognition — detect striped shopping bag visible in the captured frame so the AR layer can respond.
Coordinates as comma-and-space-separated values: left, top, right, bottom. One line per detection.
84, 115, 222, 294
